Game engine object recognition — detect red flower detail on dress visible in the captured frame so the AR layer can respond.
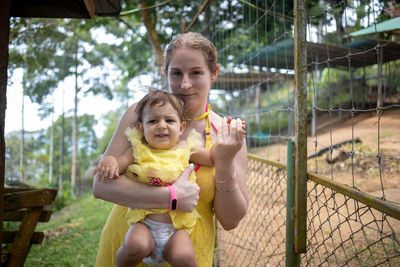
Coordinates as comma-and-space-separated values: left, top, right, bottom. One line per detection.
149, 177, 162, 186
164, 182, 172, 187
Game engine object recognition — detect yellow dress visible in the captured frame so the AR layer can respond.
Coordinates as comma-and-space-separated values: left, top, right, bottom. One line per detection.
95, 116, 216, 267
124, 127, 201, 232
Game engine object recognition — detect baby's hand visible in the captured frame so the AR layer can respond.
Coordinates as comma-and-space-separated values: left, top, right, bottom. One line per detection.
93, 156, 120, 182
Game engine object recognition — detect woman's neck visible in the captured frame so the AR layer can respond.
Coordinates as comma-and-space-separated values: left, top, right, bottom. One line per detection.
185, 104, 209, 121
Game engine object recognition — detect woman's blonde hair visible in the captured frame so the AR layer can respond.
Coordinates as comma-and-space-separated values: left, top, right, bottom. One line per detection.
165, 32, 218, 73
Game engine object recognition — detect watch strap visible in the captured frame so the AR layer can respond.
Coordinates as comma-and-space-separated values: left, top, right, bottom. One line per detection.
168, 185, 177, 210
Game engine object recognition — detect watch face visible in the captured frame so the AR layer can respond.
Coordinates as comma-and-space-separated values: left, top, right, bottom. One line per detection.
171, 199, 177, 210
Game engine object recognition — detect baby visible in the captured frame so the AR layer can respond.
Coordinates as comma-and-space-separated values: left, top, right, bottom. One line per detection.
94, 90, 212, 267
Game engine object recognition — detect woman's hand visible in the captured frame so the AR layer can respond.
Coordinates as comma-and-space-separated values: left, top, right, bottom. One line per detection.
173, 164, 200, 212
210, 117, 246, 164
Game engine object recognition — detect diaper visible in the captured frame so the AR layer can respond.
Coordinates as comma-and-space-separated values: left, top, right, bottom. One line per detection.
142, 218, 176, 266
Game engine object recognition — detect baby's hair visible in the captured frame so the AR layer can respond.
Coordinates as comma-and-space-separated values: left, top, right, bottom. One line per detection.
165, 32, 218, 73
135, 90, 185, 123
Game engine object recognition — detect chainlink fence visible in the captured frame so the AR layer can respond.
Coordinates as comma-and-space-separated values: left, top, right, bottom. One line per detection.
214, 155, 400, 267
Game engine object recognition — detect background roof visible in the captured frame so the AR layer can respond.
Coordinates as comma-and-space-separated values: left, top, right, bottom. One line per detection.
238, 38, 400, 69
10, 0, 121, 18
348, 17, 400, 37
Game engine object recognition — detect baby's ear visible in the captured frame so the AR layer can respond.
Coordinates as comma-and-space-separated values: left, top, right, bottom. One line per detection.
180, 121, 186, 133
136, 122, 144, 135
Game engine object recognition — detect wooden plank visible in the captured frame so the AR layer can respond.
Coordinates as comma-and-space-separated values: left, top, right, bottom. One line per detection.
8, 207, 42, 267
4, 209, 53, 222
10, 0, 92, 18
83, 0, 96, 18
0, 0, 11, 262
4, 187, 31, 194
4, 189, 57, 211
1, 247, 11, 264
2, 231, 44, 244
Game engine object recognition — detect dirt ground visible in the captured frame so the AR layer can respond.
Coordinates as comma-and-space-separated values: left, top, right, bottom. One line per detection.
217, 109, 400, 266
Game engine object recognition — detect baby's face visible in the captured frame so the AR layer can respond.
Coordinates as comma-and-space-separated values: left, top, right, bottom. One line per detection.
138, 102, 185, 150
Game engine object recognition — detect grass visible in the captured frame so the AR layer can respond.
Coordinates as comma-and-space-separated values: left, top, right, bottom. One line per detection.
25, 193, 113, 267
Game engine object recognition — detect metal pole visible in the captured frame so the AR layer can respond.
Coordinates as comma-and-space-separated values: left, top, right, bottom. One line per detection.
286, 141, 300, 266
294, 0, 308, 254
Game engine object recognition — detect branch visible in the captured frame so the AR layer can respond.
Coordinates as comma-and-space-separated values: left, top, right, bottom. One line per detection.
119, 0, 174, 17
183, 0, 212, 33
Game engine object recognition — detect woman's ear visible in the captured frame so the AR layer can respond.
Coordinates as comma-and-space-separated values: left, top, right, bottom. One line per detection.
136, 122, 144, 135
211, 64, 220, 83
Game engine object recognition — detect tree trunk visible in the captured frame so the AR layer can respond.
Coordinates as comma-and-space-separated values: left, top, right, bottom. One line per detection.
139, 1, 166, 89
328, 0, 347, 43
71, 43, 78, 199
20, 79, 25, 182
59, 87, 65, 198
49, 98, 54, 184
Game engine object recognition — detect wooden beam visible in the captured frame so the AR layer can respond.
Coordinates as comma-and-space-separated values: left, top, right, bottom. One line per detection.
2, 232, 44, 244
4, 209, 53, 222
4, 189, 57, 211
8, 207, 42, 266
83, 0, 96, 18
0, 0, 11, 262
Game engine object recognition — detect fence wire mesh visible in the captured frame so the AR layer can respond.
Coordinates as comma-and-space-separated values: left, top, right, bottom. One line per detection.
215, 156, 400, 267
305, 181, 400, 267
184, 0, 400, 265
215, 157, 287, 267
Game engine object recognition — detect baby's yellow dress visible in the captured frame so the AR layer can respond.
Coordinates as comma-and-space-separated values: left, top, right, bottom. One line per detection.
95, 116, 216, 267
124, 127, 200, 232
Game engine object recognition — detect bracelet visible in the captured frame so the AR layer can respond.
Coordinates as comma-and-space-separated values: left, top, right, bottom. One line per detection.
215, 172, 237, 184
167, 185, 177, 210
216, 183, 239, 193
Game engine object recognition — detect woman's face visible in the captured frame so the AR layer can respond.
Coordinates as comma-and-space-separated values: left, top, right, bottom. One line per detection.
167, 47, 218, 117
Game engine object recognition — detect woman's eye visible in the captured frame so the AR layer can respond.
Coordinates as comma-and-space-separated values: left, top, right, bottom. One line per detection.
172, 71, 182, 76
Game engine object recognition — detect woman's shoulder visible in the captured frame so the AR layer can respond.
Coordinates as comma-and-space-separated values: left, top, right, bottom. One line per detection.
209, 111, 222, 129
119, 103, 139, 128
209, 111, 222, 121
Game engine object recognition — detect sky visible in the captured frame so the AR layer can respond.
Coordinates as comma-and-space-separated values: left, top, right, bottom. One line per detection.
5, 68, 150, 136
4, 26, 151, 137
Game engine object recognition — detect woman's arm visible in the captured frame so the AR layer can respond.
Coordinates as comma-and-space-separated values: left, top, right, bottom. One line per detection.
212, 116, 249, 230
92, 103, 199, 212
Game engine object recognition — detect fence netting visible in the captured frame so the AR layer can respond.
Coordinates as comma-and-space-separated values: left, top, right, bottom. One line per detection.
182, 0, 400, 265
306, 181, 400, 266
214, 157, 400, 267
215, 157, 287, 267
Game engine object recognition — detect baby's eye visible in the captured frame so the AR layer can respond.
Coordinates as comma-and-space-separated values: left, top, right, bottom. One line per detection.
166, 119, 176, 123
148, 120, 157, 124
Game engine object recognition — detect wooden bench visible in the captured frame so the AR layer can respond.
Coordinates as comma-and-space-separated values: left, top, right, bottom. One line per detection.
2, 187, 57, 267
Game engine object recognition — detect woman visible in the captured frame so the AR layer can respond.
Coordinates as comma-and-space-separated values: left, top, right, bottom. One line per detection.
93, 32, 248, 267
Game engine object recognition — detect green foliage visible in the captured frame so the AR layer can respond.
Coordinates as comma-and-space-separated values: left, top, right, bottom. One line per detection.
5, 114, 98, 191
9, 18, 114, 106
24, 193, 113, 266
95, 107, 125, 155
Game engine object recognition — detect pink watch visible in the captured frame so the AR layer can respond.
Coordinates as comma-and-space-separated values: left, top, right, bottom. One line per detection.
168, 185, 177, 210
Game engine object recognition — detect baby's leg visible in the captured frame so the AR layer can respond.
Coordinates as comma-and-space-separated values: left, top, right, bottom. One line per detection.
116, 222, 154, 267
163, 229, 197, 267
